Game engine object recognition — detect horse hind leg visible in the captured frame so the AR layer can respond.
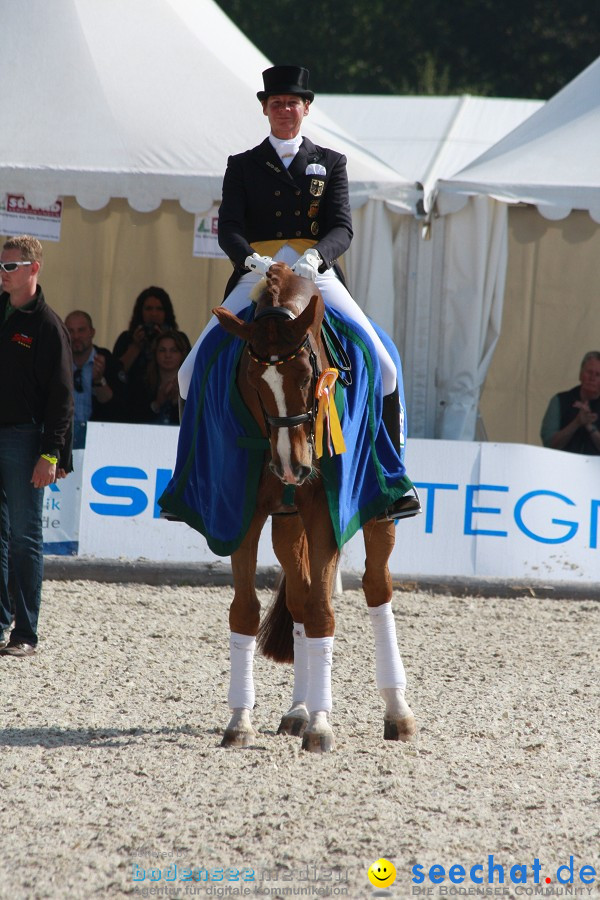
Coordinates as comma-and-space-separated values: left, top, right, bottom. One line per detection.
267, 516, 311, 738
277, 621, 310, 737
362, 518, 417, 742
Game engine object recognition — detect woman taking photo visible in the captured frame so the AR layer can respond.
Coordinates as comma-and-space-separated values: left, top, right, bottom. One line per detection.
127, 330, 191, 425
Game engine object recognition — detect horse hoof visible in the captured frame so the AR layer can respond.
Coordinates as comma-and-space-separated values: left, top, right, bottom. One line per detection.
278, 713, 309, 737
220, 728, 258, 749
384, 715, 417, 742
301, 731, 335, 753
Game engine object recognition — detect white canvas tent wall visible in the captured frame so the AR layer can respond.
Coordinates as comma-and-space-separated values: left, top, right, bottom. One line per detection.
0, 0, 417, 354
437, 56, 600, 445
319, 95, 542, 437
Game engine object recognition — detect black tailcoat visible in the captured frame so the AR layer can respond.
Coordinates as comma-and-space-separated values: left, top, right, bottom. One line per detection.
218, 136, 353, 298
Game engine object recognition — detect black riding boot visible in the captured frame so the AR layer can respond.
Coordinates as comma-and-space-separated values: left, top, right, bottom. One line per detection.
378, 388, 422, 521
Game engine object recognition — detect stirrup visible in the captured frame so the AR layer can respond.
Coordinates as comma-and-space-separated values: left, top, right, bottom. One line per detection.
378, 487, 422, 522
159, 508, 183, 523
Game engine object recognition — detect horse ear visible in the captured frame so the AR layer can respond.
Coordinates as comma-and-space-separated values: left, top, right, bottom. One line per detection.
212, 307, 254, 342
289, 294, 322, 343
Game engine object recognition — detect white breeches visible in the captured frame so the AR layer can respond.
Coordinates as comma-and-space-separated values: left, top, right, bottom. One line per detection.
178, 244, 397, 398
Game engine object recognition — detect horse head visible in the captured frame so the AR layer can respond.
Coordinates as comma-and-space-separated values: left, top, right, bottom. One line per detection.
213, 262, 325, 486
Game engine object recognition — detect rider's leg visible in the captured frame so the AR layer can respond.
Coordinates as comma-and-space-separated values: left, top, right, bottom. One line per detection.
316, 269, 397, 395
178, 271, 263, 399
316, 272, 420, 521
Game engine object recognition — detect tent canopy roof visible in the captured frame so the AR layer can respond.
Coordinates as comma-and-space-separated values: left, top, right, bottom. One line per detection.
318, 94, 542, 212
1, 0, 417, 214
437, 56, 600, 222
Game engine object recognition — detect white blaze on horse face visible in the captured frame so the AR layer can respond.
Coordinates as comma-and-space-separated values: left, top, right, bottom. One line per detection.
261, 366, 295, 482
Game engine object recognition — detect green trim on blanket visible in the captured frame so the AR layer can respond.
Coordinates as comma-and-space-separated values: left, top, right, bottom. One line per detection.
160, 335, 269, 556
320, 318, 413, 548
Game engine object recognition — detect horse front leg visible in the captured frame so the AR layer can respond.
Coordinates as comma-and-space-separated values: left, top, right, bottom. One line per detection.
298, 499, 339, 753
362, 518, 417, 742
221, 513, 267, 749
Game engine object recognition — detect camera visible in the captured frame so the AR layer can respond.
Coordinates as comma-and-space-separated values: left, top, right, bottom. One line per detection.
143, 323, 158, 339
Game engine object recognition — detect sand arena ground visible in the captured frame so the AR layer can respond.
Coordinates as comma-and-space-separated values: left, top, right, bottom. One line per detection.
1, 579, 599, 899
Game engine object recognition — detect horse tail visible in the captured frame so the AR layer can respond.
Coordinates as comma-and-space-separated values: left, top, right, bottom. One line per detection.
257, 572, 294, 663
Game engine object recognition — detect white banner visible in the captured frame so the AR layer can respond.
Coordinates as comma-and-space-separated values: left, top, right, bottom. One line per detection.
42, 449, 84, 555
0, 194, 62, 242
75, 425, 600, 584
192, 205, 227, 259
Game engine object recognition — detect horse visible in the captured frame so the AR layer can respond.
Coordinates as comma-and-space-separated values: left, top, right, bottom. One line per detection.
211, 262, 416, 753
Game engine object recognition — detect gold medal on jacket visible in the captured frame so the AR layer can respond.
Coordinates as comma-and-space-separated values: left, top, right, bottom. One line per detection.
308, 201, 320, 218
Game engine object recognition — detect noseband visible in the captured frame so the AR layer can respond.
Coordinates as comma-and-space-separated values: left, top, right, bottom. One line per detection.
247, 306, 320, 435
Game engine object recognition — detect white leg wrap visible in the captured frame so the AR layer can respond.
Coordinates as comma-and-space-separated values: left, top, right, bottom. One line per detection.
228, 632, 256, 710
306, 636, 334, 714
368, 603, 406, 692
292, 623, 309, 704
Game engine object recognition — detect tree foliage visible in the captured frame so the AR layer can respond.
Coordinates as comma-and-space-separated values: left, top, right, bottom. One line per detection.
215, 0, 599, 99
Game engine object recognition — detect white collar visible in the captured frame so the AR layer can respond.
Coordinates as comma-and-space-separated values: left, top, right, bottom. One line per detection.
269, 133, 303, 160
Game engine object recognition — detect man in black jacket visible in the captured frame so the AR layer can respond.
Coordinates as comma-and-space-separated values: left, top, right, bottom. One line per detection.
0, 235, 73, 658
65, 310, 126, 425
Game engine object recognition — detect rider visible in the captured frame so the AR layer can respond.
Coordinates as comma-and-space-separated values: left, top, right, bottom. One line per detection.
178, 65, 420, 520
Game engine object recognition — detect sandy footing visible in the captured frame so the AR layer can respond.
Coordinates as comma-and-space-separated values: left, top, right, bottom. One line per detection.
1, 580, 599, 899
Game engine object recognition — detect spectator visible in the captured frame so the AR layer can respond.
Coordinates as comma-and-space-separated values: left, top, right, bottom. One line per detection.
0, 235, 73, 658
540, 351, 600, 454
113, 287, 188, 390
65, 310, 126, 424
127, 330, 191, 424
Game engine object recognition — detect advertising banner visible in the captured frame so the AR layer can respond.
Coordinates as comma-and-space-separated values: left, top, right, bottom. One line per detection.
192, 205, 227, 259
0, 194, 63, 242
42, 449, 84, 555
74, 425, 600, 584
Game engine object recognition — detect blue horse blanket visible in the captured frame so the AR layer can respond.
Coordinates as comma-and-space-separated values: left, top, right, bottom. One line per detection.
158, 304, 413, 555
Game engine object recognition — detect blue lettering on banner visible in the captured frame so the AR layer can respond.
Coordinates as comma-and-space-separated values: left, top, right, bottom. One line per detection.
464, 484, 509, 537
591, 499, 600, 549
514, 490, 578, 544
90, 466, 149, 517
153, 469, 173, 519
89, 466, 174, 518
414, 482, 459, 534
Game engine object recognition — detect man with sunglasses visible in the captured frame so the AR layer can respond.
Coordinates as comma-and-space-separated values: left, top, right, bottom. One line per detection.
0, 235, 73, 658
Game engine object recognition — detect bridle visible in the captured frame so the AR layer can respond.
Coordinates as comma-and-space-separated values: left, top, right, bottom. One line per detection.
246, 306, 320, 439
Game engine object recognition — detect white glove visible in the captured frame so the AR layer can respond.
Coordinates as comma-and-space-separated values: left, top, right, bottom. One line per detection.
244, 253, 273, 275
292, 249, 322, 282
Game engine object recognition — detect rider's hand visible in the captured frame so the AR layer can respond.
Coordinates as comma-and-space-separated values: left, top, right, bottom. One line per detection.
244, 253, 274, 275
292, 249, 322, 282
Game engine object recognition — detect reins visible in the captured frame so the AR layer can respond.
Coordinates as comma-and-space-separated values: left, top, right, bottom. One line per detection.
247, 306, 320, 437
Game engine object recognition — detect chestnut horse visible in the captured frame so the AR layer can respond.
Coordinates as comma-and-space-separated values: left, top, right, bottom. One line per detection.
212, 262, 415, 753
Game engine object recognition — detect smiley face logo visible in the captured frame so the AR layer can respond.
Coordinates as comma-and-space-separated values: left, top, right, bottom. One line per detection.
367, 858, 397, 888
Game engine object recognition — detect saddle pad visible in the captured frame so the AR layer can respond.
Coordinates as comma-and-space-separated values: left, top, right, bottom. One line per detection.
158, 304, 413, 555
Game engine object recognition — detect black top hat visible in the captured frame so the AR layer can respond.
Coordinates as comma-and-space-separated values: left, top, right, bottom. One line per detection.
257, 66, 314, 103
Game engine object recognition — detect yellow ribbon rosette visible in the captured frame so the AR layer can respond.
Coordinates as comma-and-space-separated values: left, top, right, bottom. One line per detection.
315, 368, 346, 458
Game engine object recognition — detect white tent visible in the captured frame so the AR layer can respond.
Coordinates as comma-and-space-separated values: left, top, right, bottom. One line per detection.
438, 57, 600, 222
437, 56, 600, 444
1, 0, 416, 213
0, 0, 417, 353
319, 94, 542, 212
319, 94, 542, 438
